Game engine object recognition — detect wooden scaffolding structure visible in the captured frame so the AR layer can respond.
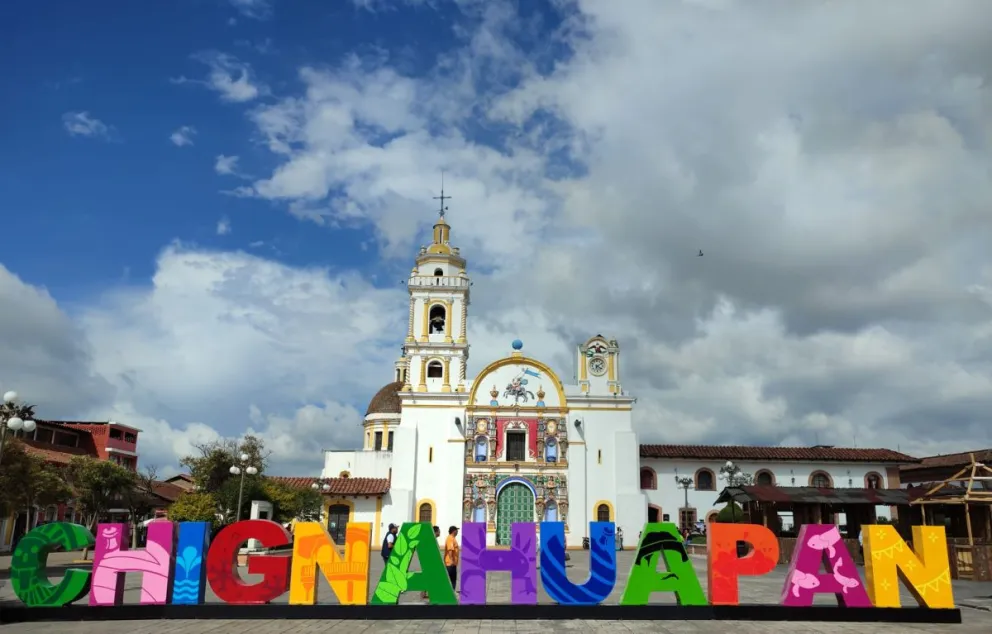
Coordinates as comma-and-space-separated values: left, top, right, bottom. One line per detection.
910, 453, 992, 546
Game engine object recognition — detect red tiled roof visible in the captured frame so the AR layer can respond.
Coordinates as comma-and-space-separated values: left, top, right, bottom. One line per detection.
900, 449, 992, 473
639, 444, 917, 464
21, 438, 98, 464
150, 481, 185, 503
269, 476, 390, 496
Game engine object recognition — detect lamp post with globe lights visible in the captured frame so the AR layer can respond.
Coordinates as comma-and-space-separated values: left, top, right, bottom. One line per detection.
230, 453, 259, 522
0, 391, 37, 468
674, 474, 694, 533
718, 460, 753, 522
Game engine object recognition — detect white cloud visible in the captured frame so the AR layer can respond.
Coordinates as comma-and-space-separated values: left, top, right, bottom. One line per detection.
62, 111, 113, 140
214, 154, 241, 176
11, 1, 992, 476
216, 217, 231, 235
173, 52, 266, 103
169, 125, 197, 147
229, 0, 271, 20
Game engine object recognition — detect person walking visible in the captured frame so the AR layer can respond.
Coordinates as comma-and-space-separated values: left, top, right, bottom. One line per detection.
382, 523, 398, 564
444, 526, 460, 591
422, 525, 441, 601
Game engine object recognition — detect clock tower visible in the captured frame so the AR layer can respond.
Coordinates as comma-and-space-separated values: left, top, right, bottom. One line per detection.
577, 335, 621, 395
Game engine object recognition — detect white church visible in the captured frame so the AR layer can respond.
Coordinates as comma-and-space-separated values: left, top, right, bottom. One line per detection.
313, 209, 914, 549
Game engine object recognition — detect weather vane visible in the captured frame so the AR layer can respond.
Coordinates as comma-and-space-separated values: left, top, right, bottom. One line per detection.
433, 171, 451, 218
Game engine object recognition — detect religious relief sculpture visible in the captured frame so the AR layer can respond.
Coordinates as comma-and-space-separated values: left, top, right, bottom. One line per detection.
502, 367, 541, 404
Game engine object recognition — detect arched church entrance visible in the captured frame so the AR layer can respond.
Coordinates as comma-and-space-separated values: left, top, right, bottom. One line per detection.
496, 482, 535, 545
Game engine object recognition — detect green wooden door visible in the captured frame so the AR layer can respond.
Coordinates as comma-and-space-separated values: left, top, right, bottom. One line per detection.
496, 483, 534, 545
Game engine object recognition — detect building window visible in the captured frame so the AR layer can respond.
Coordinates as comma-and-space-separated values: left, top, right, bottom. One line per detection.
640, 467, 657, 490
427, 361, 444, 378
475, 436, 488, 463
54, 432, 78, 448
865, 473, 882, 489
596, 503, 611, 522
706, 511, 719, 524
374, 431, 383, 451
679, 508, 698, 533
506, 431, 526, 462
755, 470, 775, 486
419, 503, 433, 524
35, 428, 54, 444
433, 268, 444, 276
810, 471, 833, 488
429, 446, 433, 463
428, 305, 446, 334
387, 431, 394, 450
110, 429, 123, 440
545, 438, 558, 462
124, 433, 136, 443
695, 468, 716, 491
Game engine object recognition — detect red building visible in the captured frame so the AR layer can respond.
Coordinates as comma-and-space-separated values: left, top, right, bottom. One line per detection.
0, 419, 141, 552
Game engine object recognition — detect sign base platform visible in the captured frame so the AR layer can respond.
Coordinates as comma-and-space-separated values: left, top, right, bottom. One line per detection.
0, 604, 964, 624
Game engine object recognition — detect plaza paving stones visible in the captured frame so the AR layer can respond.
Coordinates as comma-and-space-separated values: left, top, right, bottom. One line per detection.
2, 550, 991, 632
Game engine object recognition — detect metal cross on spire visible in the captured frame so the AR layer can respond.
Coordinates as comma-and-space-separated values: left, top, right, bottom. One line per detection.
433, 171, 451, 219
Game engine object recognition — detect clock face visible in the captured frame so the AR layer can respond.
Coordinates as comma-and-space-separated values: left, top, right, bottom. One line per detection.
589, 356, 607, 376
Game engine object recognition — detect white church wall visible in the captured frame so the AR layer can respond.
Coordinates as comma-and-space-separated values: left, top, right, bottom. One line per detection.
640, 458, 895, 527
405, 405, 467, 533
322, 449, 393, 480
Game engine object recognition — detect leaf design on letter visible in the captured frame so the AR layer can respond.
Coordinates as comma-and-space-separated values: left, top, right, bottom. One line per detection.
372, 581, 400, 604
408, 523, 422, 540
394, 534, 409, 558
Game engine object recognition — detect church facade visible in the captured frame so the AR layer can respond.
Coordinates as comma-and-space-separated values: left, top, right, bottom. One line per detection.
321, 211, 644, 548
318, 210, 915, 550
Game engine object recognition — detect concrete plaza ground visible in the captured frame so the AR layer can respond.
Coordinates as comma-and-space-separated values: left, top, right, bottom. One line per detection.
2, 550, 991, 633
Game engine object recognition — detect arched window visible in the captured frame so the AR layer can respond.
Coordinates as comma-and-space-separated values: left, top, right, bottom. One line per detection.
429, 305, 446, 334
695, 468, 716, 491
706, 511, 719, 523
755, 470, 775, 486
865, 472, 883, 489
596, 503, 611, 522
810, 471, 833, 488
433, 267, 444, 276
427, 361, 444, 378
326, 504, 350, 545
475, 436, 488, 463
472, 502, 486, 523
545, 501, 558, 522
545, 438, 558, 462
640, 467, 657, 490
419, 503, 433, 524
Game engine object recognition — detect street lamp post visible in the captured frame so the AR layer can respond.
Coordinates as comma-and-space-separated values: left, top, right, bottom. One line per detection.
230, 453, 259, 522
674, 475, 694, 533
0, 391, 37, 468
310, 479, 332, 522
719, 460, 742, 522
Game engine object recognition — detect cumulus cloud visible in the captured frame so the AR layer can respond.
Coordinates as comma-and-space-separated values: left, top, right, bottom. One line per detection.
239, 0, 992, 458
12, 1, 992, 476
214, 154, 241, 176
216, 217, 231, 235
169, 125, 197, 146
173, 52, 266, 103
62, 111, 114, 140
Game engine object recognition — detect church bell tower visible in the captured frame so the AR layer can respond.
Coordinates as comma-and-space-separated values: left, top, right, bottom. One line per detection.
399, 187, 471, 393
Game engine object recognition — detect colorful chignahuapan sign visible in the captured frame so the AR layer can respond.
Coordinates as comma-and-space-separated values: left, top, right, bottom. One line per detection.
9, 520, 956, 609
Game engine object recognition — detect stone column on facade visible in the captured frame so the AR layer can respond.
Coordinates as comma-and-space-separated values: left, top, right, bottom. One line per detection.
457, 296, 468, 344
441, 357, 452, 392
444, 300, 454, 343
420, 300, 430, 342
401, 356, 412, 391
406, 296, 416, 343
536, 437, 545, 464
416, 357, 427, 392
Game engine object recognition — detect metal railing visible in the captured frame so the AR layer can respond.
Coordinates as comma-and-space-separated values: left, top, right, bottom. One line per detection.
408, 275, 468, 288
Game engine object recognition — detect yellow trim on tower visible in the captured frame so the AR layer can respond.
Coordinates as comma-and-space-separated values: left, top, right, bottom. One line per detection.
417, 357, 427, 392
467, 355, 569, 409
420, 300, 429, 342
444, 300, 453, 342
441, 357, 452, 392
374, 496, 383, 546
607, 354, 615, 381
415, 498, 437, 526
579, 354, 587, 381
593, 500, 615, 522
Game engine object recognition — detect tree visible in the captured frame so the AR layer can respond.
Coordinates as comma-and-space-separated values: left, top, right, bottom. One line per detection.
260, 479, 322, 523
119, 466, 159, 547
0, 440, 72, 528
179, 435, 269, 493
64, 456, 137, 531
716, 501, 747, 523
168, 491, 221, 529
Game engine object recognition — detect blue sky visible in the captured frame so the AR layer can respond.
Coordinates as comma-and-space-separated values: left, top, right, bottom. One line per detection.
1, 0, 990, 475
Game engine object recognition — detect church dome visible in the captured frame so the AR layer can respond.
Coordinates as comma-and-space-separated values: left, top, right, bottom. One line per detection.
365, 381, 404, 416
